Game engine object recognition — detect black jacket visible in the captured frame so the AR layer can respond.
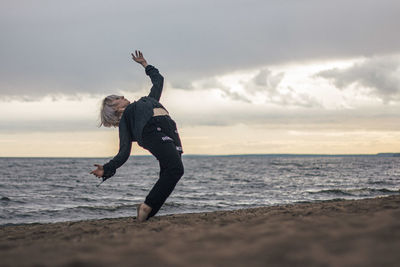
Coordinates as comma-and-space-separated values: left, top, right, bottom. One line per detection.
102, 65, 166, 179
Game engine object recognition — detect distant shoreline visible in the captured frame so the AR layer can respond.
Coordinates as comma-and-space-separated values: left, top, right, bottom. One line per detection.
1, 153, 400, 159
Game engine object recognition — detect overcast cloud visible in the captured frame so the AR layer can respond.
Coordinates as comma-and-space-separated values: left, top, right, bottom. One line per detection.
1, 0, 400, 99
315, 55, 400, 102
219, 68, 320, 107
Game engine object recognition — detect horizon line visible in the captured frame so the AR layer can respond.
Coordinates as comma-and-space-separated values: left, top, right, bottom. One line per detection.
1, 152, 399, 159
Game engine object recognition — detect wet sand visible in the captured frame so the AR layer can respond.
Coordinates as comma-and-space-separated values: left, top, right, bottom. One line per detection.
1, 195, 400, 267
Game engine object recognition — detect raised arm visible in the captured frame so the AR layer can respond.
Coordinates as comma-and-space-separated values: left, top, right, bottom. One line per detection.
131, 50, 164, 101
145, 65, 164, 101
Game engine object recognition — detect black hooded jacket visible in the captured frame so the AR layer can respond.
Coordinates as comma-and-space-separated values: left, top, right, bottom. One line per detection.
102, 65, 166, 179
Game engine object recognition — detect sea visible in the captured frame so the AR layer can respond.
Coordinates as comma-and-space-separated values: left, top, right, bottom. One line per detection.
1, 155, 399, 226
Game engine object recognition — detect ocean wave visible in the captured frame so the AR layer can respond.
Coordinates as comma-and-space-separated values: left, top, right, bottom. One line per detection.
66, 204, 139, 212
0, 196, 27, 204
307, 188, 400, 197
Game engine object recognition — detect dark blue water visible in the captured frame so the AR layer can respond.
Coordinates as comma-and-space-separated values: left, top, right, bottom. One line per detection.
1, 155, 399, 225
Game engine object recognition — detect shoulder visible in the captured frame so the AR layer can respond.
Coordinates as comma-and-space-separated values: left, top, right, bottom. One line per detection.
139, 96, 160, 104
122, 102, 136, 115
138, 96, 148, 102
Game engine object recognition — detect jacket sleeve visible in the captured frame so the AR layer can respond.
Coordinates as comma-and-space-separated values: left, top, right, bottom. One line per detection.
146, 65, 164, 101
102, 116, 132, 180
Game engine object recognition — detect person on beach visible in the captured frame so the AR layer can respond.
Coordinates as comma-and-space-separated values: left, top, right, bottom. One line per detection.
90, 50, 184, 222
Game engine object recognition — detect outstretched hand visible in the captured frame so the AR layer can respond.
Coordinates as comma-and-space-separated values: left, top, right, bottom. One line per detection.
90, 164, 104, 178
131, 50, 148, 68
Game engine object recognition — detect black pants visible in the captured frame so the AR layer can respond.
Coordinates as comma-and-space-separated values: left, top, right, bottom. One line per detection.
141, 115, 184, 219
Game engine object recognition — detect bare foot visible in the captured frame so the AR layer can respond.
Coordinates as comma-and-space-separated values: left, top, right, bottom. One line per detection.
137, 203, 152, 222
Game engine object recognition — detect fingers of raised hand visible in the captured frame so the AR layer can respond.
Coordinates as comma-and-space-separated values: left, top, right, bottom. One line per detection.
134, 50, 143, 58
131, 50, 144, 62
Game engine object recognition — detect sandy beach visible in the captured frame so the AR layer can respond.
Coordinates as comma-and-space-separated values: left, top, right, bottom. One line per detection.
1, 195, 400, 267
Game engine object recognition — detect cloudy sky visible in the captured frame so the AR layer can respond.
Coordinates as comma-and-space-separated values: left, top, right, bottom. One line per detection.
1, 0, 400, 157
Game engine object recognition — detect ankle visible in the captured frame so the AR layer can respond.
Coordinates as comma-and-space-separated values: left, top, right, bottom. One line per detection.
141, 203, 152, 213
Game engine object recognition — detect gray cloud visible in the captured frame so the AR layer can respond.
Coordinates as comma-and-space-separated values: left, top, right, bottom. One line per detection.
315, 55, 400, 102
0, 0, 399, 99
249, 69, 284, 91
220, 89, 252, 104
218, 68, 320, 108
174, 105, 400, 131
268, 86, 321, 108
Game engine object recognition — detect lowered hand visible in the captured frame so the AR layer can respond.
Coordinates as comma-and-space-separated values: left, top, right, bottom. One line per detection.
90, 164, 104, 178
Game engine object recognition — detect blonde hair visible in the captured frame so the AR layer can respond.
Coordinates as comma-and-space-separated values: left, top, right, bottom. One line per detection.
99, 95, 123, 127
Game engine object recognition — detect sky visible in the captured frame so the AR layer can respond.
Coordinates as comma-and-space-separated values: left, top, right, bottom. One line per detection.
1, 0, 400, 157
